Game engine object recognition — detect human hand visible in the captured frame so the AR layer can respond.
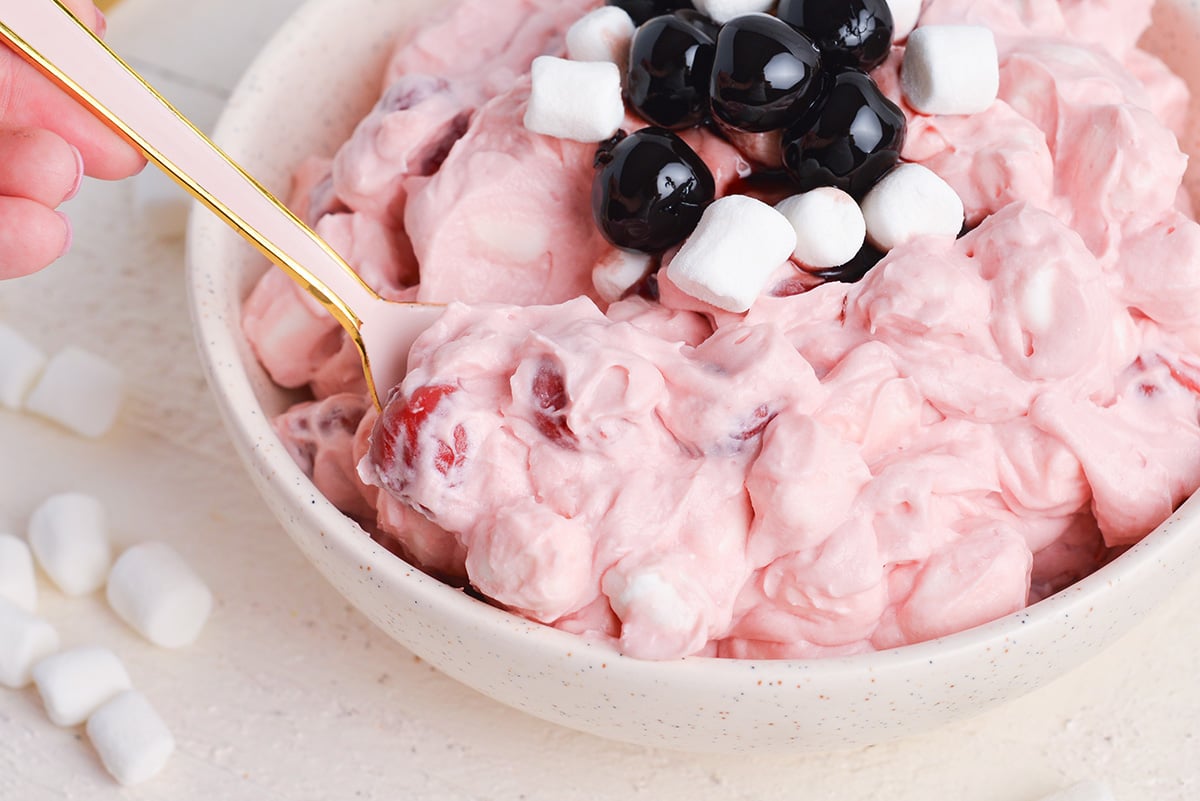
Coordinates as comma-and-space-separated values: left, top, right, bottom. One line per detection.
1, 0, 147, 278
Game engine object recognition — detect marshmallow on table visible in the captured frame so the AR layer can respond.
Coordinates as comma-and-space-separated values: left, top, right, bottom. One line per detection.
1036, 781, 1115, 801
861, 163, 964, 251
692, 0, 774, 24
107, 541, 213, 648
23, 346, 124, 438
524, 56, 624, 143
28, 492, 112, 596
0, 597, 59, 688
0, 533, 38, 612
666, 195, 798, 313
32, 646, 133, 727
592, 249, 655, 303
901, 25, 999, 115
87, 690, 175, 786
887, 0, 922, 41
566, 6, 636, 65
0, 323, 47, 410
775, 188, 867, 269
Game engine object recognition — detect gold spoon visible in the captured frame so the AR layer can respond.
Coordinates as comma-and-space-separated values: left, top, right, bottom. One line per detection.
0, 0, 445, 409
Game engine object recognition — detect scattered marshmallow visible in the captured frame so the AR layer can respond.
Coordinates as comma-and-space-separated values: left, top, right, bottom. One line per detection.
86, 690, 175, 786
692, 0, 774, 24
0, 324, 47, 410
775, 188, 866, 269
133, 167, 191, 240
887, 0, 922, 41
32, 646, 133, 727
23, 346, 124, 438
1035, 781, 1115, 801
666, 195, 798, 313
524, 56, 625, 143
592, 249, 655, 303
106, 542, 212, 648
565, 6, 636, 66
861, 163, 964, 251
0, 597, 59, 689
0, 533, 38, 612
28, 492, 112, 596
901, 24, 999, 115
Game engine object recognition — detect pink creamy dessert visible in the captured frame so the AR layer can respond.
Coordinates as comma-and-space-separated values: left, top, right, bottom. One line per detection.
245, 0, 1200, 660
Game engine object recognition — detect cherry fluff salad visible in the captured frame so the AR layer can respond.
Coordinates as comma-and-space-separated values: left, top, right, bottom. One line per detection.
245, 0, 1200, 660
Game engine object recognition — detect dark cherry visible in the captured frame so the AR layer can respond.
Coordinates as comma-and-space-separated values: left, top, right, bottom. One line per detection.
592, 127, 716, 253
606, 0, 694, 26
709, 14, 828, 134
781, 69, 905, 198
626, 13, 716, 129
776, 0, 895, 71
813, 242, 885, 283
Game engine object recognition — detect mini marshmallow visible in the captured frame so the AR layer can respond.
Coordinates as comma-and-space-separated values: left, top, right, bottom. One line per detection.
592, 249, 655, 303
0, 533, 38, 612
32, 646, 133, 727
24, 346, 124, 438
861, 163, 964, 251
106, 542, 213, 648
0, 323, 47, 410
692, 0, 774, 24
86, 690, 175, 786
0, 597, 59, 688
566, 6, 636, 65
524, 56, 624, 143
1035, 781, 1115, 801
776, 188, 866, 269
901, 25, 999, 115
28, 492, 112, 596
666, 195, 798, 313
887, 0, 922, 41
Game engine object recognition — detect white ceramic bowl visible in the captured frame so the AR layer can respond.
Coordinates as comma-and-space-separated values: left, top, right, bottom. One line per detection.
186, 0, 1200, 753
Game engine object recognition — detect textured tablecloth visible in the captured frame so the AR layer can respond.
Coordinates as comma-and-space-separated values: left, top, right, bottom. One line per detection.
0, 1, 1198, 799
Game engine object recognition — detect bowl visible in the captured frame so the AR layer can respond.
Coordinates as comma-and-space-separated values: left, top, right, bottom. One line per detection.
185, 0, 1200, 753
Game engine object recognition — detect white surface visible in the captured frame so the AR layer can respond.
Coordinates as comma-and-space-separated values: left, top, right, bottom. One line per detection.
0, 0, 1197, 798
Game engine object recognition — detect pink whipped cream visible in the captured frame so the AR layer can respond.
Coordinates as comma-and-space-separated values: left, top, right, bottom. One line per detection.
245, 0, 1200, 659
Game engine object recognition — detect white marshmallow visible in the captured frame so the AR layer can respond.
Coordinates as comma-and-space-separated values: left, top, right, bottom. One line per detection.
566, 6, 636, 66
524, 56, 625, 143
0, 597, 59, 688
666, 195, 798, 313
0, 323, 47, 410
901, 25, 999, 115
0, 533, 38, 612
776, 188, 866, 269
1035, 781, 1115, 801
32, 646, 133, 727
24, 346, 124, 438
592, 249, 655, 303
887, 0, 923, 41
28, 492, 112, 596
86, 690, 175, 786
861, 163, 964, 251
106, 542, 213, 648
692, 0, 774, 24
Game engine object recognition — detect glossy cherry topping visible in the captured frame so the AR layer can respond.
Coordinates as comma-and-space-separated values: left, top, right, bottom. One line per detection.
776, 0, 895, 71
626, 13, 716, 129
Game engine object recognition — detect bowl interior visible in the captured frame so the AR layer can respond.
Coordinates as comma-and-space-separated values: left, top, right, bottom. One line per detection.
185, 0, 1200, 752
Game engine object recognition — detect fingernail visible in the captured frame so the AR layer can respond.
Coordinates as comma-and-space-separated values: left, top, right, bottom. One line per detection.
57, 212, 74, 259
94, 7, 107, 38
63, 145, 84, 202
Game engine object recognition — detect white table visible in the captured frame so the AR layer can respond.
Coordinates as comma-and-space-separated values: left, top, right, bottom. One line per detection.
1, 1, 1198, 798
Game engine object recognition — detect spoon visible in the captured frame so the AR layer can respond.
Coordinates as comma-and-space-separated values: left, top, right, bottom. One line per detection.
0, 0, 445, 409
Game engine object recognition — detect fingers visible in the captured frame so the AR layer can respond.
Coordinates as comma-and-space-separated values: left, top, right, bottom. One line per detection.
0, 196, 71, 279
0, 127, 83, 206
0, 3, 146, 180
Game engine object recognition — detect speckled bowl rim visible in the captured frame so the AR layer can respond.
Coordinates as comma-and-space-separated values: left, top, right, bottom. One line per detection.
185, 0, 1200, 748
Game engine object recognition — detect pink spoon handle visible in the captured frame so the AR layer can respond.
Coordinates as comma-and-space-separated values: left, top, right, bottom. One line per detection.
0, 0, 379, 335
